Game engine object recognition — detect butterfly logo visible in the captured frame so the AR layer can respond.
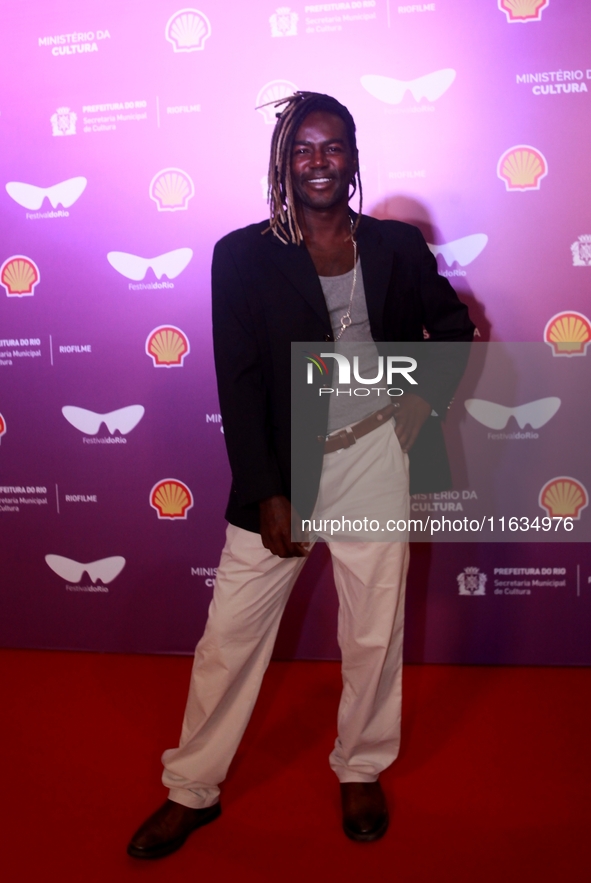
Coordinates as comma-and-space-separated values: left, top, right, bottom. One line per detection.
361, 69, 456, 105
428, 234, 488, 267
45, 555, 126, 584
464, 397, 561, 430
5, 177, 87, 210
107, 248, 193, 281
62, 405, 145, 436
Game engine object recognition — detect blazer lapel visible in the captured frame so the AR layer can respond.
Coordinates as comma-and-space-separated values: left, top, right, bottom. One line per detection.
266, 235, 330, 329
357, 217, 394, 341
263, 216, 395, 337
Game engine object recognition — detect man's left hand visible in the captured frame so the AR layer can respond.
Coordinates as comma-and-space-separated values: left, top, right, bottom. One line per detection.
393, 393, 432, 453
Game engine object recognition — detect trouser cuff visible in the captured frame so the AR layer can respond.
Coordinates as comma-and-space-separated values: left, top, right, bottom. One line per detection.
334, 771, 379, 784
168, 787, 220, 810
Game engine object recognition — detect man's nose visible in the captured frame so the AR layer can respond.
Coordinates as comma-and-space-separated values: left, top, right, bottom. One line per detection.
310, 148, 328, 167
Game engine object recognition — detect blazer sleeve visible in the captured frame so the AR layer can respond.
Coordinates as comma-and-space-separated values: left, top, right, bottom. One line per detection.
211, 238, 284, 507
412, 226, 474, 415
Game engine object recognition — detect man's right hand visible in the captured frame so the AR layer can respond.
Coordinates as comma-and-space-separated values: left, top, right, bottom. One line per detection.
259, 495, 309, 558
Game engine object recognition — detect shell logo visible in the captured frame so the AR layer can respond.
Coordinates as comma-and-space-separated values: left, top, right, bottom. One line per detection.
0, 413, 6, 439
165, 9, 211, 52
1, 255, 40, 297
256, 80, 297, 124
539, 477, 588, 520
150, 479, 194, 519
497, 145, 547, 191
544, 311, 591, 357
149, 168, 194, 212
498, 0, 549, 23
146, 325, 190, 367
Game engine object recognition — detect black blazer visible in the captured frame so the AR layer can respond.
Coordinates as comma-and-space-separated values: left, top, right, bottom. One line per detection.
212, 214, 475, 533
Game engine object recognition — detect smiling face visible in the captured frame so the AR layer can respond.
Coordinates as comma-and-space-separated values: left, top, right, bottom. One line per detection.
290, 110, 357, 213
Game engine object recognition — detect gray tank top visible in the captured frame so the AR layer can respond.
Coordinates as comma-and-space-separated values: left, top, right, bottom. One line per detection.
319, 261, 384, 434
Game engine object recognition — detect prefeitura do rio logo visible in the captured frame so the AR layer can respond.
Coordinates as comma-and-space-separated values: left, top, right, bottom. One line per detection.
457, 566, 487, 595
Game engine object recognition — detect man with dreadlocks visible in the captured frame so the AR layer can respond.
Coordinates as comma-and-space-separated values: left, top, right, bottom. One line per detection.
128, 92, 473, 858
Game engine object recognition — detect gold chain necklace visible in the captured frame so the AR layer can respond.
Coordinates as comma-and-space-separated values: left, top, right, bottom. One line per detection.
334, 223, 357, 342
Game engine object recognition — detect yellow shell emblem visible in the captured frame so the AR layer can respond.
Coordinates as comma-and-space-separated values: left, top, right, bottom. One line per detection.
498, 0, 549, 23
539, 478, 588, 520
146, 325, 190, 367
150, 479, 194, 519
497, 145, 547, 191
0, 413, 6, 438
149, 168, 194, 212
165, 9, 211, 52
256, 80, 297, 124
544, 311, 591, 356
0, 255, 40, 297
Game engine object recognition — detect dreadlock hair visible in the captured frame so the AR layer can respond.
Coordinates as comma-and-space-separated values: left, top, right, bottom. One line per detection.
258, 91, 363, 245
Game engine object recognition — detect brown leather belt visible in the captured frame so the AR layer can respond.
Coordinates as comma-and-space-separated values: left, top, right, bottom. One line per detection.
323, 404, 396, 454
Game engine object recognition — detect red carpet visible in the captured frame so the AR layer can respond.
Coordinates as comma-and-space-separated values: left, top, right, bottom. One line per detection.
2, 649, 590, 882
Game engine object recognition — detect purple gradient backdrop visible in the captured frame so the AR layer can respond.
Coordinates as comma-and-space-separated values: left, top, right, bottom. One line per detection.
1, 0, 590, 663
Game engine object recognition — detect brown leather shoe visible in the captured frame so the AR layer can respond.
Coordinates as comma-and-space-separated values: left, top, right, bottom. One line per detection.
127, 798, 221, 859
340, 782, 389, 842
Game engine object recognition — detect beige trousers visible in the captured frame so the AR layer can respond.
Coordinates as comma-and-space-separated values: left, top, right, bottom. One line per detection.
162, 421, 410, 809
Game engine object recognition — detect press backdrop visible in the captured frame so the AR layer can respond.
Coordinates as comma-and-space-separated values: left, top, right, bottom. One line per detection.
1, 0, 590, 663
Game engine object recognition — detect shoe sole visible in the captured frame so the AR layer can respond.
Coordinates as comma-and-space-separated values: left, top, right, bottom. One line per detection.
127, 802, 221, 859
343, 814, 389, 843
